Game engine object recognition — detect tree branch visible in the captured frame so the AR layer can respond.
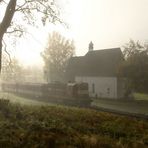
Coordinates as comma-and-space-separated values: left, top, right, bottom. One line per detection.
2, 39, 11, 66
6, 29, 24, 34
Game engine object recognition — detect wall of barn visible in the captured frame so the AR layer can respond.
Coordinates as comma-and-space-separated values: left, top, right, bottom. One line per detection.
75, 76, 118, 99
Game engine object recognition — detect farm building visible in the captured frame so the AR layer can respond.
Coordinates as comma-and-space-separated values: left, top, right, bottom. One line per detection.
66, 43, 126, 99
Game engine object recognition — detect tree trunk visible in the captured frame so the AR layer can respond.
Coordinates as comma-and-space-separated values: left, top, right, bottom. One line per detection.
0, 0, 17, 72
0, 40, 2, 71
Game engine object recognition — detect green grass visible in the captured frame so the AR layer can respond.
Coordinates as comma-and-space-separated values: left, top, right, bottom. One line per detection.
134, 93, 148, 101
0, 98, 148, 147
0, 92, 52, 106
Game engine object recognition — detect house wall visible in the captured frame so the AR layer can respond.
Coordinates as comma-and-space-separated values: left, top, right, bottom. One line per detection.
117, 78, 127, 99
75, 76, 117, 99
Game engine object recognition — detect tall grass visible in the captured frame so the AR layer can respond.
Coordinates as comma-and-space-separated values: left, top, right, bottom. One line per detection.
0, 98, 147, 147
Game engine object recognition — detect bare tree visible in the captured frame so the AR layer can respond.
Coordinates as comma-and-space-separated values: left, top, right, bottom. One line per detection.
0, 0, 61, 72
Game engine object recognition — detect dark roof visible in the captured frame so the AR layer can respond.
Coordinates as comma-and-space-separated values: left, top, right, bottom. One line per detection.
66, 48, 123, 81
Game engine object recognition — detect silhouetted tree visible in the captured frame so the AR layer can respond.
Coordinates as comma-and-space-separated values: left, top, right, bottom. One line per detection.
41, 32, 75, 82
119, 40, 148, 93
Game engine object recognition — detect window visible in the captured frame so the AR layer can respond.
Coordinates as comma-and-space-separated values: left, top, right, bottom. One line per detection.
92, 83, 95, 93
107, 88, 110, 94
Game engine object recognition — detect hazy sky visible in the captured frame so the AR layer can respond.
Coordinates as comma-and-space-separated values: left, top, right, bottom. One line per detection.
1, 0, 148, 66
67, 0, 148, 54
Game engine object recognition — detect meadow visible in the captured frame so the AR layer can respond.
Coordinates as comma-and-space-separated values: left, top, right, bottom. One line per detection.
134, 93, 148, 101
0, 94, 148, 148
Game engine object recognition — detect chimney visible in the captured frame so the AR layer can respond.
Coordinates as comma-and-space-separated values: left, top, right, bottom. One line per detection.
88, 41, 93, 51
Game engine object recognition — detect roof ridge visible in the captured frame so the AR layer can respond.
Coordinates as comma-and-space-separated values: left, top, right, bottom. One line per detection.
89, 47, 120, 52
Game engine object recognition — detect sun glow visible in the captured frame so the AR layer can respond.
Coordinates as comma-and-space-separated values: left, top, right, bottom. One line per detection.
2, 0, 82, 67
3, 0, 148, 67
14, 28, 46, 67
15, 23, 74, 66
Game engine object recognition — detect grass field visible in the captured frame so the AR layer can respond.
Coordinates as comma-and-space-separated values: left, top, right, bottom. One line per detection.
0, 92, 51, 106
1, 91, 148, 115
0, 98, 148, 147
134, 93, 148, 101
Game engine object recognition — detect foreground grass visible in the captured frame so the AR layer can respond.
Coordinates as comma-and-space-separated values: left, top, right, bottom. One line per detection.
0, 99, 148, 148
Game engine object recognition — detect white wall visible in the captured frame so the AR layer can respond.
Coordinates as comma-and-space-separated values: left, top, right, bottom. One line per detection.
75, 76, 117, 99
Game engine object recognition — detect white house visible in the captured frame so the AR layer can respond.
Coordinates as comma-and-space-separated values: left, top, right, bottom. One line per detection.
66, 44, 126, 99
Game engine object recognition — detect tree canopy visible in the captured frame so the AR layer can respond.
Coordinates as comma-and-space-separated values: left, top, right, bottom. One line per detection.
41, 31, 75, 82
0, 0, 61, 72
119, 40, 148, 93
